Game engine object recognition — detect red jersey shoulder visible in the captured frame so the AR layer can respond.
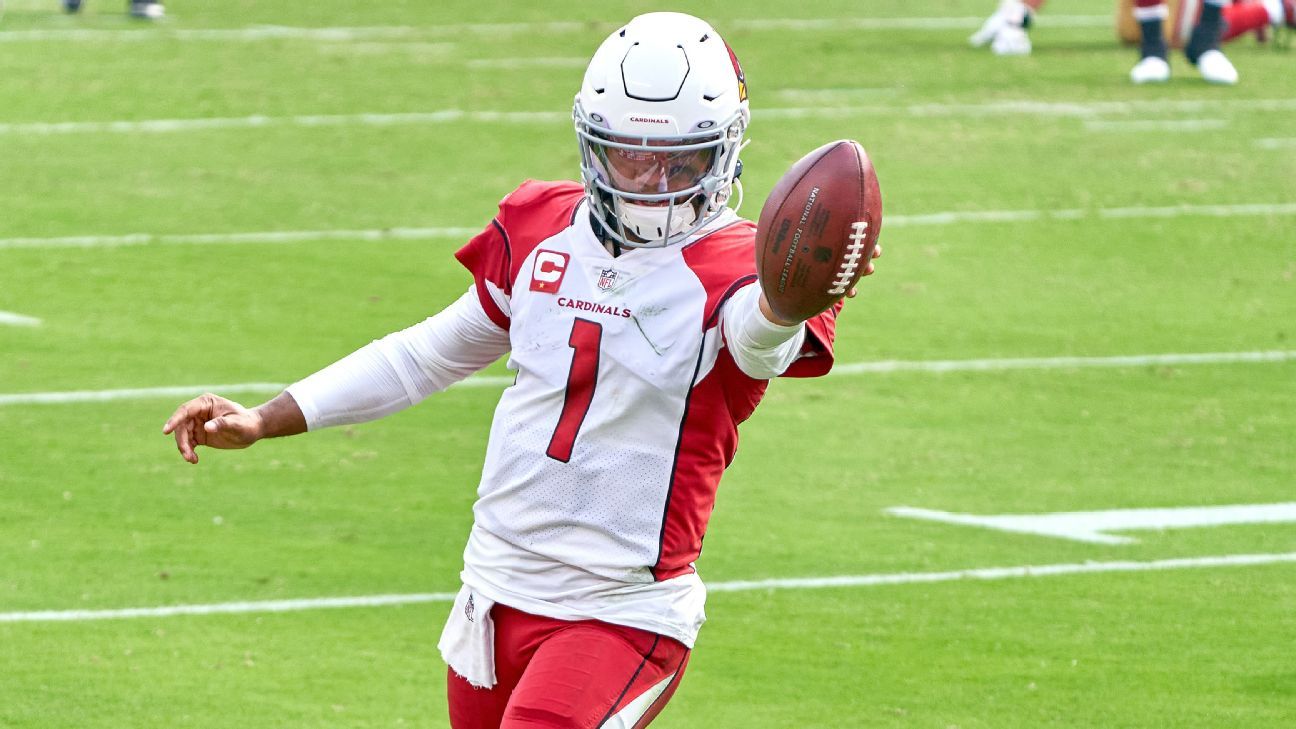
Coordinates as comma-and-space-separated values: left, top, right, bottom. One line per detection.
681, 219, 759, 327
498, 179, 586, 217
496, 180, 585, 285
455, 180, 585, 329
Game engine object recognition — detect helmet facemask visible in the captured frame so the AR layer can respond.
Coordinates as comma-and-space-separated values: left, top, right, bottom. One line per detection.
575, 102, 747, 249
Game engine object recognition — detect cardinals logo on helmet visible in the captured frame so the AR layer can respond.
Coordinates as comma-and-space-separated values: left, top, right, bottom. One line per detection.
725, 42, 747, 102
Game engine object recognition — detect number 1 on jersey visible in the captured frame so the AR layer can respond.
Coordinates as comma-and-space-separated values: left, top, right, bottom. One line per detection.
546, 318, 603, 463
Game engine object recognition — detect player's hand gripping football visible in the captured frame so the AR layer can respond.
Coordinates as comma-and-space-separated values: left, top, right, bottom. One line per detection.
162, 393, 264, 464
758, 244, 882, 326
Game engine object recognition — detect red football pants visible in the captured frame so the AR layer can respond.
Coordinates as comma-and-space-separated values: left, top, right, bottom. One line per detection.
447, 604, 691, 729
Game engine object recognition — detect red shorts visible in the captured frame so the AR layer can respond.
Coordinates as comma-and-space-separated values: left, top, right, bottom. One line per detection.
447, 603, 691, 729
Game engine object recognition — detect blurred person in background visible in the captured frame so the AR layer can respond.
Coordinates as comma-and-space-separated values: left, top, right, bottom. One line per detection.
971, 0, 1295, 84
970, 0, 1049, 54
63, 0, 164, 19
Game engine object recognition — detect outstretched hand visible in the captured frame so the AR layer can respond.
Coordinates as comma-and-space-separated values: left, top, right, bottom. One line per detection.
759, 242, 883, 326
162, 393, 264, 464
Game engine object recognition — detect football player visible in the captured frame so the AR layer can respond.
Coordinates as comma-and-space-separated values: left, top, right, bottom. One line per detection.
162, 12, 880, 728
1130, 0, 1237, 83
969, 0, 1047, 55
62, 0, 164, 19
1214, 0, 1296, 41
972, 0, 1296, 84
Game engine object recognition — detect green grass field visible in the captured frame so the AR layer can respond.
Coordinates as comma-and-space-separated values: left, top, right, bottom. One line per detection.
2, 0, 1294, 726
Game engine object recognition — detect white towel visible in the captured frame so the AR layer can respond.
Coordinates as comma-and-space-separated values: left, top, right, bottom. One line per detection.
437, 585, 498, 689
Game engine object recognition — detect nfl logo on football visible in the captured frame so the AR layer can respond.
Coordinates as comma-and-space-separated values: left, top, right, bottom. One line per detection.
597, 268, 619, 292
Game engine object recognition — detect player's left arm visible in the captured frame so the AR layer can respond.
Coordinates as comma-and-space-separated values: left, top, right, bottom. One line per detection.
726, 243, 881, 379
723, 283, 807, 380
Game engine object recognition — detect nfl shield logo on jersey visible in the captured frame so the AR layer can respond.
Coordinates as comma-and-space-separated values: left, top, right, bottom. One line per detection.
597, 268, 619, 292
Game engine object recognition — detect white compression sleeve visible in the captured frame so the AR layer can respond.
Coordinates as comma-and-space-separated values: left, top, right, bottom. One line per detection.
285, 289, 511, 430
719, 283, 807, 380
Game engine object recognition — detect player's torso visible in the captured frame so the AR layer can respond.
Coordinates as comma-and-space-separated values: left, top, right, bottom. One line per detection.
509, 224, 709, 419
474, 209, 731, 581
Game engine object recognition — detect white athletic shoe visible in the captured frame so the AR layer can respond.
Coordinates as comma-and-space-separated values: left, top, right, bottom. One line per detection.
129, 1, 165, 19
970, 0, 1027, 47
991, 26, 1033, 56
1195, 49, 1238, 85
1130, 55, 1172, 84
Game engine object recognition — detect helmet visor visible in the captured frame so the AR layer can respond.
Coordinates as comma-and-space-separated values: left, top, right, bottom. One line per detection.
588, 133, 719, 197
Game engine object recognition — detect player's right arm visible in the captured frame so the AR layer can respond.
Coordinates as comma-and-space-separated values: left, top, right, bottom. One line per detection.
162, 289, 510, 464
162, 390, 306, 464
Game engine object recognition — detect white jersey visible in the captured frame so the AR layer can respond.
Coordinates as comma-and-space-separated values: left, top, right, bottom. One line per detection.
453, 180, 841, 646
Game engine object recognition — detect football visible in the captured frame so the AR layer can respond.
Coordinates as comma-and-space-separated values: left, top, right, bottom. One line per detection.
755, 140, 883, 322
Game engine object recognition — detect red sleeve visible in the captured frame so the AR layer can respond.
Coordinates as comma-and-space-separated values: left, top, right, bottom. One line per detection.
781, 299, 842, 378
680, 220, 760, 328
453, 180, 586, 332
454, 220, 512, 331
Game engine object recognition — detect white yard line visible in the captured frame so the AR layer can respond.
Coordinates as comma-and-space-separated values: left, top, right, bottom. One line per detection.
1255, 137, 1296, 149
3, 99, 1295, 136
895, 98, 1296, 117
882, 202, 1296, 226
0, 16, 1112, 43
0, 111, 568, 135
772, 88, 902, 102
1, 351, 1290, 407
465, 57, 587, 70
888, 503, 1296, 545
3, 551, 1292, 623
887, 209, 1071, 226
828, 350, 1296, 376
0, 310, 42, 327
705, 552, 1296, 592
4, 201, 1293, 251
0, 383, 288, 406
314, 41, 456, 57
0, 592, 459, 623
0, 226, 479, 250
0, 376, 516, 406
0, 25, 428, 42
1094, 202, 1296, 219
1084, 119, 1228, 132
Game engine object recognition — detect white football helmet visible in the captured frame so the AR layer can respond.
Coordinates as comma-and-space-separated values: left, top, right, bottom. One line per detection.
574, 12, 751, 248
